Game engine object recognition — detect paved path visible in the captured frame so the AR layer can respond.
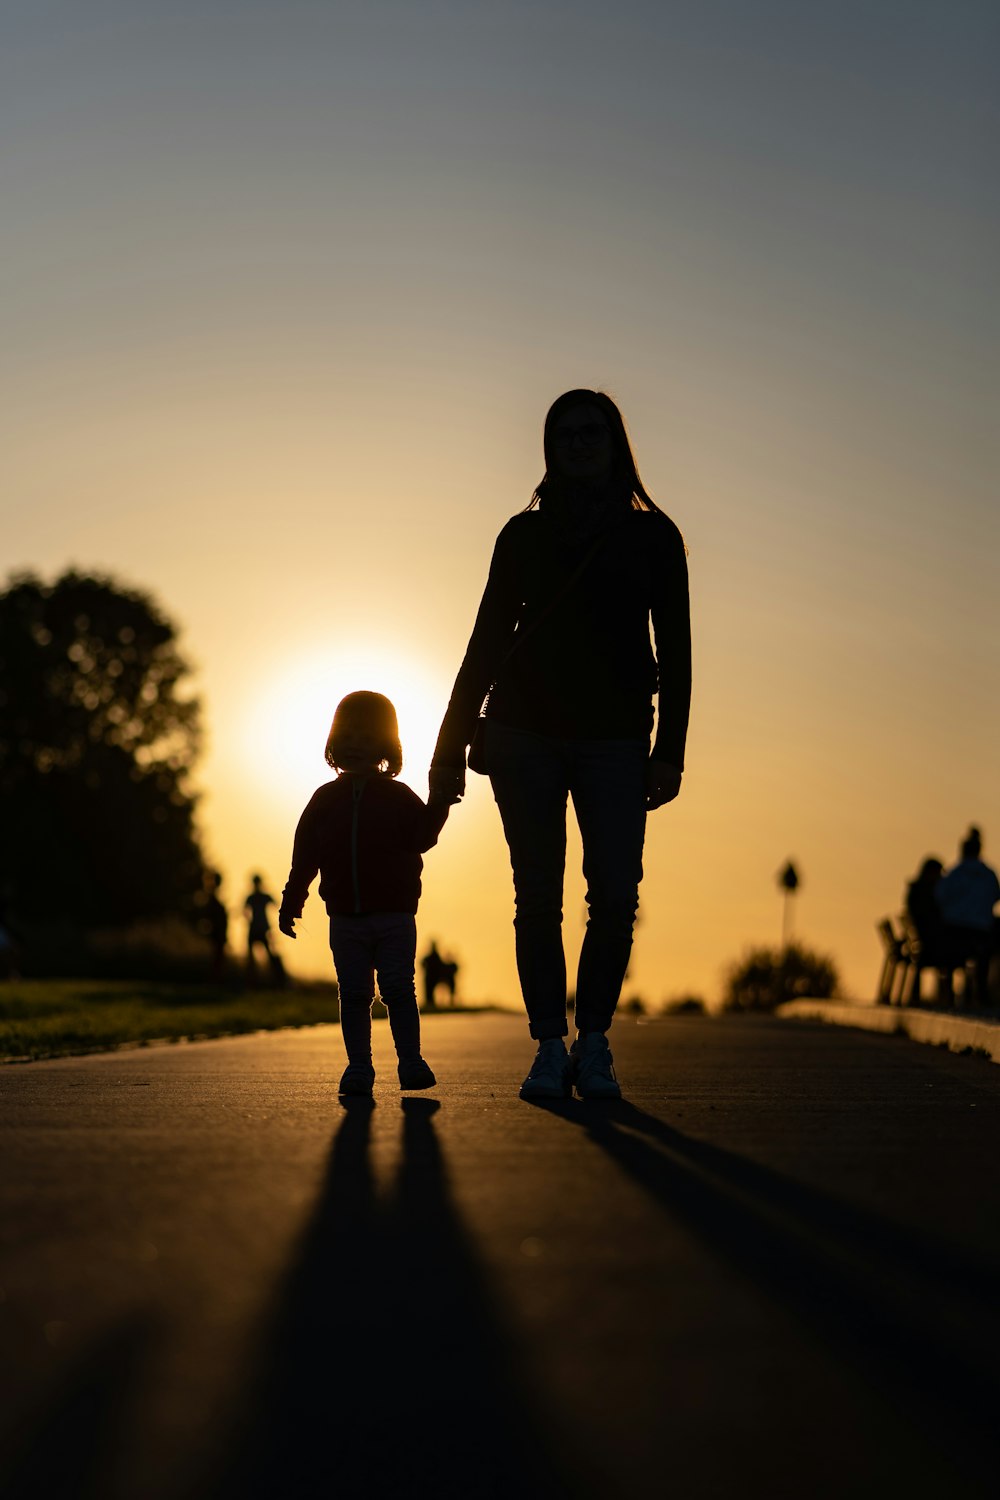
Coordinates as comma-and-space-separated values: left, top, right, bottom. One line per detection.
2, 1012, 999, 1499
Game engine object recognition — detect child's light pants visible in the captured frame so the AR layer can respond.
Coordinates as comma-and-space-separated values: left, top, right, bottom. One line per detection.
329, 912, 421, 1068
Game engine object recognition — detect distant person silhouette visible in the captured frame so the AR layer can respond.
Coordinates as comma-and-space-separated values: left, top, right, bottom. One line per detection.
244, 874, 285, 986
421, 941, 460, 1010
430, 389, 691, 1101
279, 691, 451, 1095
935, 827, 1000, 1008
421, 941, 446, 1010
904, 856, 944, 1001
202, 871, 229, 982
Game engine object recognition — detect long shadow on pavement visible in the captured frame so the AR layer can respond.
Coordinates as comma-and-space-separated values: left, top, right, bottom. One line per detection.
201, 1097, 578, 1500
525, 1097, 1000, 1490
0, 1312, 156, 1500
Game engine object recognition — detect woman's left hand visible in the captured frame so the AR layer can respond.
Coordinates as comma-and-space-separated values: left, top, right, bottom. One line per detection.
429, 766, 466, 805
646, 759, 682, 809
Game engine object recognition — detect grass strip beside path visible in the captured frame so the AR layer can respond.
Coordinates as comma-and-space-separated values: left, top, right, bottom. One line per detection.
0, 979, 342, 1063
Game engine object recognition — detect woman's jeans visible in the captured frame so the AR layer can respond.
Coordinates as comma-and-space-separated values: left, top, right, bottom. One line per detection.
329, 912, 421, 1066
486, 720, 648, 1041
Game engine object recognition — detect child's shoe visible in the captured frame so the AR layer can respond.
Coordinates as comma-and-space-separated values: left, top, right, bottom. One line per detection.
339, 1063, 375, 1096
570, 1033, 621, 1100
398, 1057, 436, 1090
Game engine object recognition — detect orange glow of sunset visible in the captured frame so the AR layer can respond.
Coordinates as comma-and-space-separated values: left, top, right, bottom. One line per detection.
3, 3, 997, 1009
240, 645, 447, 814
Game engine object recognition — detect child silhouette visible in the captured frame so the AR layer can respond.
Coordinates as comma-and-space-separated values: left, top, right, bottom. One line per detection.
279, 691, 450, 1095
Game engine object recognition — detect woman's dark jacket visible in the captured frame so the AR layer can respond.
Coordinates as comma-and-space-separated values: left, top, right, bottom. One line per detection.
281, 774, 448, 918
432, 505, 691, 769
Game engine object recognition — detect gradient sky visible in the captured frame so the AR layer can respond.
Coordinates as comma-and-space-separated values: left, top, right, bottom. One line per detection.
3, 0, 998, 1006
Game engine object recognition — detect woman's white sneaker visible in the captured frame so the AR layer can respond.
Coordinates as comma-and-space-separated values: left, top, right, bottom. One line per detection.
519, 1038, 572, 1100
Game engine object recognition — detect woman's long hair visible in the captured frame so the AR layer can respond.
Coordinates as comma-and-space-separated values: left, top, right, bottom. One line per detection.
325, 690, 403, 776
530, 389, 664, 513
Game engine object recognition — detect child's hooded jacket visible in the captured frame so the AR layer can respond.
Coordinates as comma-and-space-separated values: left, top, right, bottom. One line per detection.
281, 774, 448, 918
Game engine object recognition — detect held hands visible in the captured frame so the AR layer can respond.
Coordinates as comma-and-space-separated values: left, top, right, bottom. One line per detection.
428, 766, 466, 805
278, 909, 297, 939
646, 759, 682, 810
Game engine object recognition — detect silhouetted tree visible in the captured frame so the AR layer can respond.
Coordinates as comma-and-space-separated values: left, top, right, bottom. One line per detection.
0, 570, 207, 927
722, 942, 839, 1012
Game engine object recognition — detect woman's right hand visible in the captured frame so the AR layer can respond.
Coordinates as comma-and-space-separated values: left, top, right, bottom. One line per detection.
646, 760, 682, 809
429, 766, 466, 805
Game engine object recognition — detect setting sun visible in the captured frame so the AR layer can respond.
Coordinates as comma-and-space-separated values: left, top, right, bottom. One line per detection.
241, 643, 450, 816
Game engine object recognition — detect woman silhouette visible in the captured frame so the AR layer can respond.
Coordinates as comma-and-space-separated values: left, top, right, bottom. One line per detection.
430, 390, 691, 1100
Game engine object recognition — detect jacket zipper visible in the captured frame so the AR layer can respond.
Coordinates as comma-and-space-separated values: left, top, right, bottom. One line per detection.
351, 778, 366, 913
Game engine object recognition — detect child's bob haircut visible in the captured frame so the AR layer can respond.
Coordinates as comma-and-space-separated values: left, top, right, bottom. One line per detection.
325, 690, 403, 776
